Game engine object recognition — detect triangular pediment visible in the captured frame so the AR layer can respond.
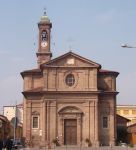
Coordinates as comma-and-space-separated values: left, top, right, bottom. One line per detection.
58, 106, 83, 114
41, 51, 101, 68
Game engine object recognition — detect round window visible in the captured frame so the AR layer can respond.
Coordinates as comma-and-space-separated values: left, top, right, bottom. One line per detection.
65, 74, 75, 86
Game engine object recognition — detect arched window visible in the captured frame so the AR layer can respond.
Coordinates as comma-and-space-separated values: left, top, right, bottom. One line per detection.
65, 74, 75, 86
41, 30, 47, 41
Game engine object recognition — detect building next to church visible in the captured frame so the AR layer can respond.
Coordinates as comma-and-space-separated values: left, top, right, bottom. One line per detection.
3, 104, 23, 124
0, 115, 10, 140
3, 104, 23, 139
116, 114, 130, 144
117, 105, 136, 126
21, 12, 119, 147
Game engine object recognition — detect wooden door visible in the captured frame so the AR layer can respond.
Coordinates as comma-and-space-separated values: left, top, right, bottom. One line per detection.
64, 119, 77, 145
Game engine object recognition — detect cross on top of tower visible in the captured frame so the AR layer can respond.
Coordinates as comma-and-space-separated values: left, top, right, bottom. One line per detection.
44, 7, 47, 15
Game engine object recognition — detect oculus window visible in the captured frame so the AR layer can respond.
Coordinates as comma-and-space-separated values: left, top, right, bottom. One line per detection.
65, 74, 75, 86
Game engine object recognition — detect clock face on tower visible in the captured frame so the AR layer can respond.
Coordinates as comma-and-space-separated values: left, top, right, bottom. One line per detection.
41, 41, 48, 47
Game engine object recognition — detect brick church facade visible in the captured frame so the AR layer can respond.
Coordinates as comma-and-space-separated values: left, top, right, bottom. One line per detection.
21, 12, 119, 147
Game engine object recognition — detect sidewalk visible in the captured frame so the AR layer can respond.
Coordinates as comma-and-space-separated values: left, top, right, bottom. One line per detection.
22, 145, 136, 150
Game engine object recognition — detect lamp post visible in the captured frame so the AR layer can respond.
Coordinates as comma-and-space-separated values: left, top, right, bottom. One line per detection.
121, 44, 136, 48
14, 103, 17, 142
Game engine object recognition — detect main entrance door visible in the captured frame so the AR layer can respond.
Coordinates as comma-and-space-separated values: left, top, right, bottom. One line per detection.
64, 119, 77, 145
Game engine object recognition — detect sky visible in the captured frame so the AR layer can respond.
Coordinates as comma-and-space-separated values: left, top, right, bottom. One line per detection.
0, 0, 136, 112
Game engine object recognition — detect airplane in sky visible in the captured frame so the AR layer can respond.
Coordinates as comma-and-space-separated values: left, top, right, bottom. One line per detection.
121, 44, 136, 48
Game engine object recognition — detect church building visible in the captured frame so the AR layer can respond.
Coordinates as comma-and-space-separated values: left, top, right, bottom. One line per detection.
21, 12, 119, 147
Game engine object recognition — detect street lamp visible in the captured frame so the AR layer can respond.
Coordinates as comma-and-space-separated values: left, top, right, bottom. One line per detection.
121, 44, 136, 48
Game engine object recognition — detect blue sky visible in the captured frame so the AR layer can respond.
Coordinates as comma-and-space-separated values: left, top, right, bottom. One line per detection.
0, 0, 136, 111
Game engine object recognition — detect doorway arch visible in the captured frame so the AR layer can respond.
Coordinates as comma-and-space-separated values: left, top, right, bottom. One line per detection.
58, 106, 83, 145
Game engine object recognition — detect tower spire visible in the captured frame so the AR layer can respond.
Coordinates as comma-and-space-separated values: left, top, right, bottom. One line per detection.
36, 11, 52, 67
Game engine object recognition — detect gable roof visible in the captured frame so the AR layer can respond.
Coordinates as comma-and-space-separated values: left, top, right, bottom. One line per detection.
40, 51, 101, 68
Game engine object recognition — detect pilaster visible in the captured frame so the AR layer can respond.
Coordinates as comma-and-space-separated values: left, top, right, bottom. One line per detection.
109, 100, 116, 146
41, 100, 46, 145
94, 100, 99, 147
43, 70, 48, 90
47, 101, 50, 143
77, 114, 82, 145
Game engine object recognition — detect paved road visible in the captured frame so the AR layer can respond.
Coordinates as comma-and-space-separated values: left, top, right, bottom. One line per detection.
18, 146, 136, 150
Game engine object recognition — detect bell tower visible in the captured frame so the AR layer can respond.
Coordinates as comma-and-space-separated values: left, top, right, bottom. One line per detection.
37, 11, 52, 66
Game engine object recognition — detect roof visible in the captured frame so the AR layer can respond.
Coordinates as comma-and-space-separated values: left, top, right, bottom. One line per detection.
117, 105, 136, 108
21, 51, 119, 78
40, 11, 50, 23
21, 68, 42, 78
116, 114, 130, 122
127, 123, 136, 133
41, 51, 101, 68
99, 69, 119, 76
128, 123, 136, 128
0, 115, 8, 122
